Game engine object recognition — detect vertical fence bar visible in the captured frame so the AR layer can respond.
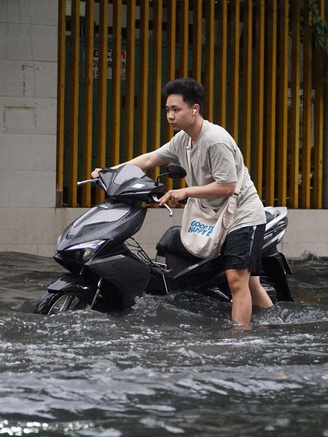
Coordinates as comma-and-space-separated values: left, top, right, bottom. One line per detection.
205, 0, 215, 120
137, 0, 149, 156
277, 0, 289, 205
165, 0, 177, 147
95, 0, 108, 204
229, 0, 240, 140
192, 0, 202, 82
165, 0, 177, 83
175, 0, 189, 191
125, 0, 136, 161
110, 0, 122, 165
253, 0, 265, 198
302, 7, 313, 208
241, 0, 253, 168
312, 0, 325, 208
68, 0, 80, 207
216, 0, 228, 128
56, 0, 66, 207
264, 0, 277, 206
164, 0, 177, 192
289, 0, 300, 208
150, 0, 163, 181
179, 0, 189, 77
81, 0, 94, 207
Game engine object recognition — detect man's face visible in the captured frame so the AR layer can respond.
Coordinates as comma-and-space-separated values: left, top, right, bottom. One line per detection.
165, 94, 195, 132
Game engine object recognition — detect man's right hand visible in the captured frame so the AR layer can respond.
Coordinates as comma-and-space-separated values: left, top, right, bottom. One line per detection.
91, 168, 102, 179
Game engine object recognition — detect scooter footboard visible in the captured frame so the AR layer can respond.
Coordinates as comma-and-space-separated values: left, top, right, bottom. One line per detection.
261, 253, 293, 302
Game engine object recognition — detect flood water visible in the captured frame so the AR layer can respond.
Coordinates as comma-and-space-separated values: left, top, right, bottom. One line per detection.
1, 252, 328, 437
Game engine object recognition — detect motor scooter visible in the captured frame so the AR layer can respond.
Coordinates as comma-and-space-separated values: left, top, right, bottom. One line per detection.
34, 164, 293, 315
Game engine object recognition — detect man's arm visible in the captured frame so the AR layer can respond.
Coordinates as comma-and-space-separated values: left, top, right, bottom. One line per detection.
158, 181, 236, 206
91, 151, 168, 178
124, 151, 167, 171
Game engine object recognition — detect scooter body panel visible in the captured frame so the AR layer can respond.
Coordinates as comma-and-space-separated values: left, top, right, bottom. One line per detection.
58, 200, 147, 251
88, 254, 151, 307
261, 252, 293, 302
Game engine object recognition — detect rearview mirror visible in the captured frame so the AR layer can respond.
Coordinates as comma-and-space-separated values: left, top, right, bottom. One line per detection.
166, 164, 187, 180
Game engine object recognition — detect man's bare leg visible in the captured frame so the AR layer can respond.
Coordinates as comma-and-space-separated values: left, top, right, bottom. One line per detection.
226, 268, 252, 325
249, 276, 273, 308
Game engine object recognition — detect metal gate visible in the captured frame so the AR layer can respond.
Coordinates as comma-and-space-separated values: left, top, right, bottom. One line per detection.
57, 0, 326, 209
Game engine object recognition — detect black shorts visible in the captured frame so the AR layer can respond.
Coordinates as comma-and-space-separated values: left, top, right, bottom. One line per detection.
221, 224, 265, 275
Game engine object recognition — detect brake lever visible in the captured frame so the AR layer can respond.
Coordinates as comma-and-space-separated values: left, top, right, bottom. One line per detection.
163, 203, 173, 217
151, 195, 173, 217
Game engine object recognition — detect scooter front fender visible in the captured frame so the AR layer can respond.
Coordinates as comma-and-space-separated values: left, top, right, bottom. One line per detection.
47, 273, 97, 294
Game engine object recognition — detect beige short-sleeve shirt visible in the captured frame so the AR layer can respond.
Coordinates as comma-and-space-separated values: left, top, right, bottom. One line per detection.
155, 120, 265, 231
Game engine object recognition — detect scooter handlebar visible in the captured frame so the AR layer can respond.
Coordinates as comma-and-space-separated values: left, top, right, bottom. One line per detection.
77, 178, 99, 186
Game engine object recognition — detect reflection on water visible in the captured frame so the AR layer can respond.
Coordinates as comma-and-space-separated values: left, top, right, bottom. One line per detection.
1, 252, 328, 436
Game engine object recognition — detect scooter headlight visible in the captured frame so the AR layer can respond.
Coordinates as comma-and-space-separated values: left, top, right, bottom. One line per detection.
66, 239, 105, 262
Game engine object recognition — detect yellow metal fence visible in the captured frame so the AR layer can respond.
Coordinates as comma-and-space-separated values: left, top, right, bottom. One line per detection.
57, 0, 326, 209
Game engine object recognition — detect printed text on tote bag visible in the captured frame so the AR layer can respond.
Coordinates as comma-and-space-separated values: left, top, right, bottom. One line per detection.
188, 221, 214, 237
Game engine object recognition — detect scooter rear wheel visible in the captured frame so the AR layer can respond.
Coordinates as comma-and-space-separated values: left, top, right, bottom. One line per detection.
34, 290, 88, 315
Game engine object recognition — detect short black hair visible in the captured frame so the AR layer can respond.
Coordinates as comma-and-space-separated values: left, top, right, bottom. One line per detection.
162, 78, 205, 114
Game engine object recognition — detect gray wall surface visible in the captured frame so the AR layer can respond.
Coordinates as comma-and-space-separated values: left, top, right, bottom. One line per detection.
0, 0, 58, 256
0, 0, 327, 260
0, 206, 326, 260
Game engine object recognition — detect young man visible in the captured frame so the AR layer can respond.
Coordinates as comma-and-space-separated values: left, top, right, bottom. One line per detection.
92, 78, 273, 326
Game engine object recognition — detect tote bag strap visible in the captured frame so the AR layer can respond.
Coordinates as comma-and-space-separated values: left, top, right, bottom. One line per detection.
186, 140, 192, 179
234, 166, 244, 196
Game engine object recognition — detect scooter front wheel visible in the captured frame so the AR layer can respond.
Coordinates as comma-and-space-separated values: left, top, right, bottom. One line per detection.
33, 290, 89, 315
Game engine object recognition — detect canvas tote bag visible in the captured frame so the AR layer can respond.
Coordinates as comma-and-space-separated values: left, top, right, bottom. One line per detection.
180, 194, 239, 259
180, 147, 244, 259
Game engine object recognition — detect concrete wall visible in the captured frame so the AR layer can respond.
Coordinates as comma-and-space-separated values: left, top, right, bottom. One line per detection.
0, 0, 58, 256
0, 206, 325, 260
133, 209, 328, 260
0, 0, 327, 261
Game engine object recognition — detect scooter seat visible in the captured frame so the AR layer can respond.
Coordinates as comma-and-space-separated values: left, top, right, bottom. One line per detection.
156, 226, 202, 262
